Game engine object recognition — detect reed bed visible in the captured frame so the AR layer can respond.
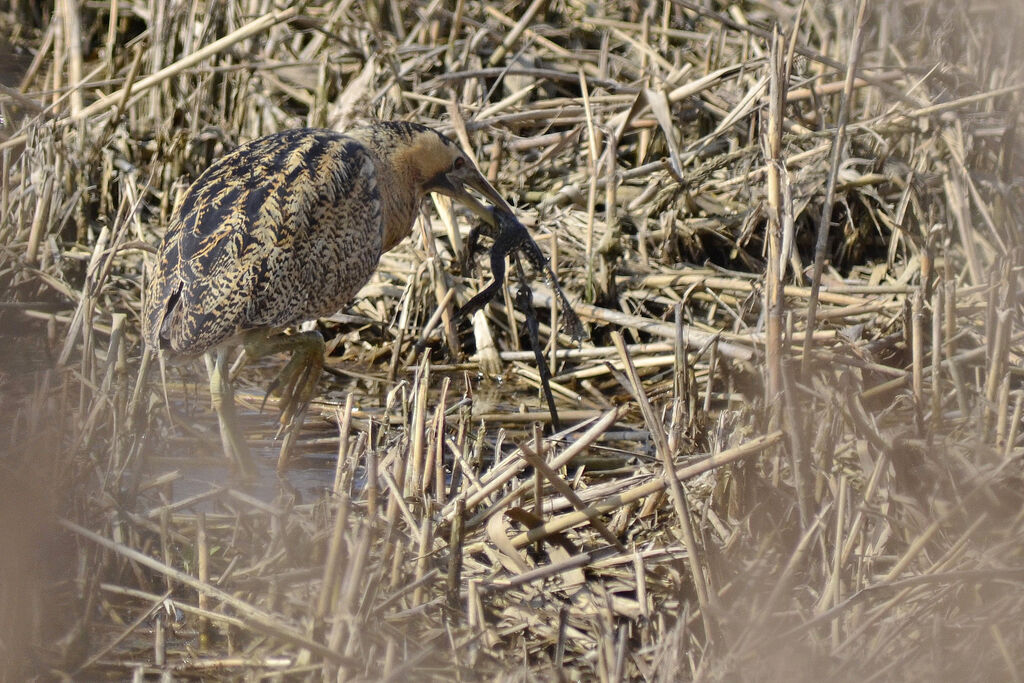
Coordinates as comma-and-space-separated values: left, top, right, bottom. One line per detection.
2, 0, 1023, 680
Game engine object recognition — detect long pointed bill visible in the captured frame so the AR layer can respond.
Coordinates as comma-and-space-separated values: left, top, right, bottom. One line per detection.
450, 169, 514, 227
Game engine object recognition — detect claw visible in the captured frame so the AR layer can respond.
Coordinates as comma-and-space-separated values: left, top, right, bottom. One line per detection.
245, 328, 325, 429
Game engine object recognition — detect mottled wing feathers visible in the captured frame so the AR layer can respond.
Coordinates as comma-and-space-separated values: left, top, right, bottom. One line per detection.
145, 129, 384, 355
145, 226, 184, 348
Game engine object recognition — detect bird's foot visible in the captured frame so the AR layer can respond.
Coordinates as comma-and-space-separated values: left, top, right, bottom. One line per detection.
245, 329, 326, 428
264, 331, 326, 427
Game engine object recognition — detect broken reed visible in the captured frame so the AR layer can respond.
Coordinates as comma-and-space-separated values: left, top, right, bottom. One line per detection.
1, 0, 1023, 680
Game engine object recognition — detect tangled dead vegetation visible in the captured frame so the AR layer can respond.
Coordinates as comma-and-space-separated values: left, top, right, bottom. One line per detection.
2, 0, 1023, 680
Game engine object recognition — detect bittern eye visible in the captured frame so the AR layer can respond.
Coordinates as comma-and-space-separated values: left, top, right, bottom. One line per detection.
452, 157, 466, 171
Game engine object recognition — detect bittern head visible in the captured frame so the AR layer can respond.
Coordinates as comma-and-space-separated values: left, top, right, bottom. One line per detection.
400, 127, 512, 229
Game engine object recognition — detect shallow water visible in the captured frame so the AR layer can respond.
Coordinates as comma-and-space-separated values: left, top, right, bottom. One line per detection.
148, 450, 340, 507
141, 356, 596, 508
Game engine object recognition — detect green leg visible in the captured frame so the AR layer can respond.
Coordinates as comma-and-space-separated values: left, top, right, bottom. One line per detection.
205, 347, 256, 477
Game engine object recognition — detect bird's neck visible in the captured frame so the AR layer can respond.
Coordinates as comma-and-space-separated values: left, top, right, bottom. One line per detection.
347, 129, 430, 254
374, 160, 423, 253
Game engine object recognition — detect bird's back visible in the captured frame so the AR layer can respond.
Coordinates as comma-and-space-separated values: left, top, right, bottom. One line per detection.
145, 129, 385, 355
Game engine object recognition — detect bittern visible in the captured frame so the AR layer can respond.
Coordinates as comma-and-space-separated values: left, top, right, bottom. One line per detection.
144, 122, 521, 472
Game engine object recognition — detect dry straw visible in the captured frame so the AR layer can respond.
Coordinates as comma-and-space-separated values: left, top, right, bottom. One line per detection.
1, 0, 1023, 680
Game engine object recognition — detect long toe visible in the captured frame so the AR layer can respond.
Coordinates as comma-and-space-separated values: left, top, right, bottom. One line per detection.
278, 349, 324, 427
247, 329, 326, 427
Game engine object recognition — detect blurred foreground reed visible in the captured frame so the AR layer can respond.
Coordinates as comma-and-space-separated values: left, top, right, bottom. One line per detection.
1, 0, 1023, 679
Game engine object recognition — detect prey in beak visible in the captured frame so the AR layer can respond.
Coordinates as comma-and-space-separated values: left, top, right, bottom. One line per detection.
456, 204, 585, 433
424, 142, 584, 431
456, 207, 583, 342
425, 151, 581, 342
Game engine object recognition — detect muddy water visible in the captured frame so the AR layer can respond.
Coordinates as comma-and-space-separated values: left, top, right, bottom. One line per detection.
140, 362, 562, 507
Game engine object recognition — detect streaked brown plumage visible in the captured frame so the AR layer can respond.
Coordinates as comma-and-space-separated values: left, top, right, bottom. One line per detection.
146, 122, 505, 354
144, 121, 511, 470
